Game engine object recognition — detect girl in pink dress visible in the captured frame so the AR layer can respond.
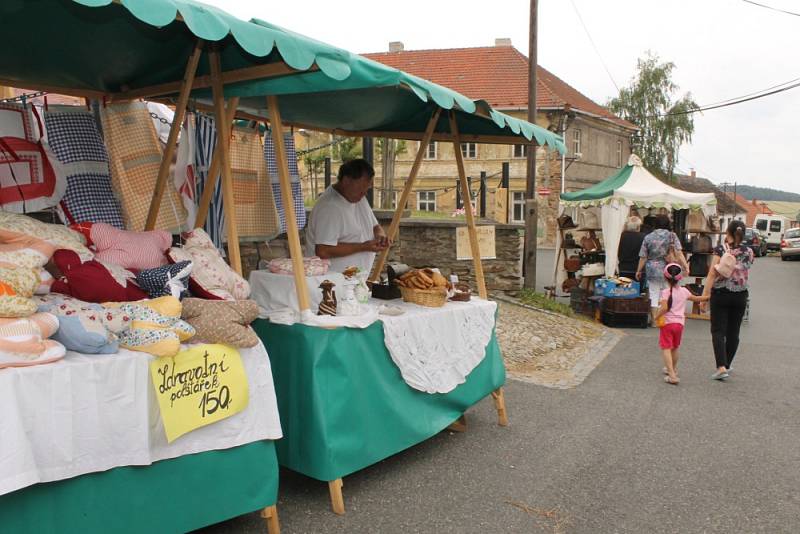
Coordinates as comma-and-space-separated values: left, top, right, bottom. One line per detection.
655, 263, 708, 385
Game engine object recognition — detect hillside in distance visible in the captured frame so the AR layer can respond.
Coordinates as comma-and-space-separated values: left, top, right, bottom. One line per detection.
732, 185, 800, 202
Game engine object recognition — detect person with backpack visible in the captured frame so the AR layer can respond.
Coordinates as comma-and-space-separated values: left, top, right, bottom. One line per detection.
701, 220, 754, 380
655, 263, 709, 385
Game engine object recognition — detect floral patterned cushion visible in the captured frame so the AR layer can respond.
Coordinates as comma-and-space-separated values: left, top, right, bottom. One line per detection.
167, 228, 250, 301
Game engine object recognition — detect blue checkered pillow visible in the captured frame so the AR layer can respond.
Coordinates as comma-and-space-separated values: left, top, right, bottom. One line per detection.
44, 110, 125, 228
136, 261, 192, 299
263, 130, 305, 231
45, 111, 108, 164
63, 173, 125, 229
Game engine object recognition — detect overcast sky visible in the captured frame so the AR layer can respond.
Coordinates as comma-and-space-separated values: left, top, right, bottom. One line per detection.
204, 0, 800, 193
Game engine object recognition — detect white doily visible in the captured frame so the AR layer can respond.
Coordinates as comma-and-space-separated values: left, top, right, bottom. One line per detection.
380, 299, 497, 394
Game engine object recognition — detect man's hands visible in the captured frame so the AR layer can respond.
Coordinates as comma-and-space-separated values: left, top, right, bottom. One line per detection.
361, 238, 389, 253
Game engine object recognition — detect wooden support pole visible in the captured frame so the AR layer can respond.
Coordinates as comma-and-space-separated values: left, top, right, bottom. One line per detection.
267, 95, 312, 312
145, 39, 203, 231
369, 108, 441, 282
209, 49, 243, 275
328, 478, 345, 515
260, 505, 280, 534
491, 387, 509, 427
194, 96, 239, 228
449, 112, 488, 299
446, 414, 467, 433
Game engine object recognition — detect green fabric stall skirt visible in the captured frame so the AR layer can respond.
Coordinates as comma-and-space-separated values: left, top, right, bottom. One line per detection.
0, 440, 278, 534
253, 319, 505, 482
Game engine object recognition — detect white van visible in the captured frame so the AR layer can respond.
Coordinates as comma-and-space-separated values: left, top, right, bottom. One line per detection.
754, 214, 789, 250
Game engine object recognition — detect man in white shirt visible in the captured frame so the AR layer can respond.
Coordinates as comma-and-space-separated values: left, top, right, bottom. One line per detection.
305, 159, 389, 273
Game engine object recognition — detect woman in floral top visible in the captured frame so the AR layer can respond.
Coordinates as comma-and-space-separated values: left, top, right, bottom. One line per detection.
702, 220, 753, 380
636, 215, 689, 319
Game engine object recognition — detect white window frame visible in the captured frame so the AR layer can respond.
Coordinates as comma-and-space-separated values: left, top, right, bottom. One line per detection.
417, 190, 436, 211
422, 141, 437, 160
616, 140, 623, 167
511, 191, 525, 223
513, 144, 529, 159
460, 142, 477, 159
572, 129, 582, 157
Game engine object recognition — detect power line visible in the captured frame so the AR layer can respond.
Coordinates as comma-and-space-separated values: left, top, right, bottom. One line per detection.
569, 0, 620, 92
741, 0, 800, 17
655, 78, 800, 118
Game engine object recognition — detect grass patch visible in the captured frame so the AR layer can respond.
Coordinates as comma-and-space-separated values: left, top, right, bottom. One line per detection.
409, 210, 464, 220
518, 288, 574, 316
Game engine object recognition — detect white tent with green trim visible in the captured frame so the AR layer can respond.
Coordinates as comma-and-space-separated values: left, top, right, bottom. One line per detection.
558, 154, 717, 279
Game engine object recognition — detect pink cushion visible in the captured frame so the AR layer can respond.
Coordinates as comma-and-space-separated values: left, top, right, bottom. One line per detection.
90, 223, 170, 270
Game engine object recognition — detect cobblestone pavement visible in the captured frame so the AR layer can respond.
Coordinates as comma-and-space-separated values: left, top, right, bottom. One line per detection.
495, 299, 622, 388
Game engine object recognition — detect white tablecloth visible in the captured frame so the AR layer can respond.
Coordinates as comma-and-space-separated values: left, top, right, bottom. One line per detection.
249, 270, 347, 316
380, 299, 498, 394
0, 341, 282, 497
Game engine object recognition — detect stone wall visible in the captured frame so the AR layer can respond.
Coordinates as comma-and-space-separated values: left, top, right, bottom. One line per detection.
387, 219, 523, 292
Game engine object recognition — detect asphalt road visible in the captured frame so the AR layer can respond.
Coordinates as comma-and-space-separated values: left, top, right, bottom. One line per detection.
201, 254, 799, 533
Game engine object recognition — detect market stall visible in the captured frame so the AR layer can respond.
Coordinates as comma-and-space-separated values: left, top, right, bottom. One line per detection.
555, 154, 716, 287
1, 0, 566, 523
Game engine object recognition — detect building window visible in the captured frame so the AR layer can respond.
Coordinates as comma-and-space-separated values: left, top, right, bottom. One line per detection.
423, 141, 437, 160
513, 144, 529, 159
417, 190, 436, 211
572, 129, 582, 156
616, 140, 623, 167
460, 142, 477, 159
511, 191, 525, 223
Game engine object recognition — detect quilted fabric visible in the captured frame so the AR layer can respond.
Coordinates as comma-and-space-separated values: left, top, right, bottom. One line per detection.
267, 256, 329, 276
229, 126, 281, 237
136, 260, 192, 299
51, 249, 147, 303
43, 108, 124, 228
35, 294, 131, 354
181, 298, 259, 348
264, 129, 306, 231
100, 101, 186, 231
0, 103, 67, 213
0, 211, 92, 260
0, 266, 39, 318
168, 228, 250, 301
90, 222, 170, 270
0, 228, 56, 270
106, 296, 194, 357
0, 312, 65, 368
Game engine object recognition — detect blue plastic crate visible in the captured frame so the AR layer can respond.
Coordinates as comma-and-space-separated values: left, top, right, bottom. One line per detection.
594, 278, 641, 299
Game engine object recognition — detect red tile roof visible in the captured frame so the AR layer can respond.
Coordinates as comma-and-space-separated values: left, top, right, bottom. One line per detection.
363, 46, 637, 130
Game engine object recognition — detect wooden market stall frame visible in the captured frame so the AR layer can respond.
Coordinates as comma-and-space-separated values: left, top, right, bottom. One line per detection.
3, 5, 564, 516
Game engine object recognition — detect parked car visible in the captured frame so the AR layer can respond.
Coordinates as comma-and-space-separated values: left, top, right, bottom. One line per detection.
754, 214, 790, 250
743, 228, 768, 257
780, 228, 800, 261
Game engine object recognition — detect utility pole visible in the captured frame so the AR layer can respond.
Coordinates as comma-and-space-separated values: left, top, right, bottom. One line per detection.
523, 0, 538, 289
363, 137, 374, 206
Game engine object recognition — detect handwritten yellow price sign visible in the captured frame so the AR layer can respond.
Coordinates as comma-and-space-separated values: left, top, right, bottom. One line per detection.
150, 344, 249, 443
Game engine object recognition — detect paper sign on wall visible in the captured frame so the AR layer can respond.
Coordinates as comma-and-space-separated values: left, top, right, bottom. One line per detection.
150, 344, 249, 443
456, 225, 496, 260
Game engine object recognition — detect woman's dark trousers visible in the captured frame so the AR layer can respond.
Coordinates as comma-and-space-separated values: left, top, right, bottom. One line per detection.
710, 289, 748, 369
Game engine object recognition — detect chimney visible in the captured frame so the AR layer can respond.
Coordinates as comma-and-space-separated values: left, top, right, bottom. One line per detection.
690, 168, 696, 178
495, 38, 512, 47
389, 41, 404, 53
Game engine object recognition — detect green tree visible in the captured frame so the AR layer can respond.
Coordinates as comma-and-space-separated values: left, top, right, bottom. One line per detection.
607, 52, 698, 179
332, 135, 362, 161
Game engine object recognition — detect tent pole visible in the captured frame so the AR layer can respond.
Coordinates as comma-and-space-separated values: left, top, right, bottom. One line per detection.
209, 49, 243, 275
145, 39, 203, 230
195, 96, 239, 228
449, 111, 488, 299
267, 95, 311, 313
369, 108, 441, 282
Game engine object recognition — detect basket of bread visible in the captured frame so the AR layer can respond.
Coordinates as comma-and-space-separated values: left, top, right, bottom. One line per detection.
395, 268, 450, 307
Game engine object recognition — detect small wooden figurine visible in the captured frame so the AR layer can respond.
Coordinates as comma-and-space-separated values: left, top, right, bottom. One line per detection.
318, 280, 337, 316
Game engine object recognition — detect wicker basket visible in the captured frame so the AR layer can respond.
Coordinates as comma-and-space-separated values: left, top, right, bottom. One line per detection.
399, 286, 448, 307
